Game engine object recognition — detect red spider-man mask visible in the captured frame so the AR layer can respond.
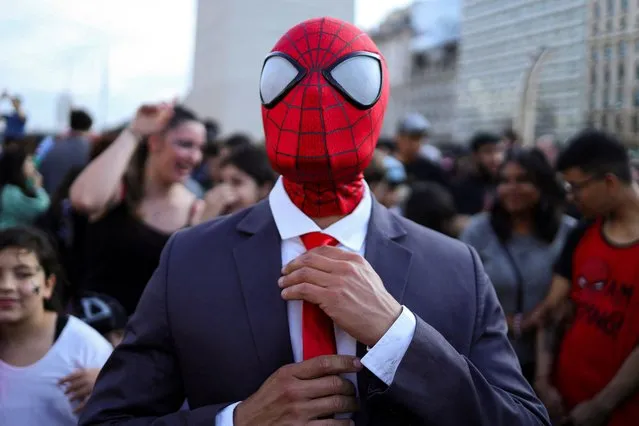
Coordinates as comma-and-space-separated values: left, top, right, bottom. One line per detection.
260, 17, 389, 217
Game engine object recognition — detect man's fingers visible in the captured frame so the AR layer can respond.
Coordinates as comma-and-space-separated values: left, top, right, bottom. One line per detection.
292, 355, 362, 380
302, 375, 356, 399
281, 283, 325, 304
282, 251, 339, 275
311, 245, 361, 261
307, 420, 354, 426
279, 266, 332, 289
305, 395, 359, 419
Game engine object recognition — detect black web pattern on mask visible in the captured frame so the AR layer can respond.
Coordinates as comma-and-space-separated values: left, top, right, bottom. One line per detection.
264, 18, 380, 215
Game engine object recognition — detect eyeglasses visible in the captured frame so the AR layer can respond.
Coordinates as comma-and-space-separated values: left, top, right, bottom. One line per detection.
562, 174, 603, 193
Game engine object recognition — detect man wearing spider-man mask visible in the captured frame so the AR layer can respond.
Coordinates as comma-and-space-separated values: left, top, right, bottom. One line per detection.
80, 18, 549, 426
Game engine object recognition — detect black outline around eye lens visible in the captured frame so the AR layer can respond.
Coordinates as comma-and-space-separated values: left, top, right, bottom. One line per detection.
260, 52, 306, 109
323, 51, 383, 110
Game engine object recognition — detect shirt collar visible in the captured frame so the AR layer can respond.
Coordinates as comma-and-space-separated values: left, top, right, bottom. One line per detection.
268, 177, 371, 252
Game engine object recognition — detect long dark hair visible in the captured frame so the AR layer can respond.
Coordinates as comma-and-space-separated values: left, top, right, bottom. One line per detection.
0, 226, 66, 312
220, 144, 277, 187
124, 105, 200, 212
490, 148, 565, 243
0, 145, 36, 198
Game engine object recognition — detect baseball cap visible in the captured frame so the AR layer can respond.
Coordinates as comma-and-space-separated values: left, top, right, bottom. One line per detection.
397, 113, 431, 136
382, 155, 407, 184
75, 292, 128, 335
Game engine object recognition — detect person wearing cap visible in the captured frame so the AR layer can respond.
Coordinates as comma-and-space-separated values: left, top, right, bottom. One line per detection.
394, 113, 448, 187
364, 150, 408, 213
74, 292, 129, 347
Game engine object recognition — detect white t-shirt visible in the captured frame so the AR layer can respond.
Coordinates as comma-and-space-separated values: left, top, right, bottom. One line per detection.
0, 315, 113, 426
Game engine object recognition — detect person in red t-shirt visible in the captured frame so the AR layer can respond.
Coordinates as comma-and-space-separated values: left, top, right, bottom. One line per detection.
535, 129, 639, 426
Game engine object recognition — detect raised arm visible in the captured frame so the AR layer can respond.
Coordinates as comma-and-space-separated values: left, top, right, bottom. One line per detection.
69, 128, 137, 217
78, 232, 235, 425
10, 96, 26, 121
69, 102, 173, 218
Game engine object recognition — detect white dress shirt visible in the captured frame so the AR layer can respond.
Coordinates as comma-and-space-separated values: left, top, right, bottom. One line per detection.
216, 177, 417, 424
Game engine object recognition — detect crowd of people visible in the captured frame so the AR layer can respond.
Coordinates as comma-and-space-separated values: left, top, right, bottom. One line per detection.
1, 89, 639, 425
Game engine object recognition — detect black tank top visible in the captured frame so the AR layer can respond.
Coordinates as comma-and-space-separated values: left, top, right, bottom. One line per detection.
83, 202, 193, 316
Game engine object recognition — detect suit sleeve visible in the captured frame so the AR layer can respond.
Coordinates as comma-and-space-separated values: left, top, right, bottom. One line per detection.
79, 233, 234, 425
378, 246, 551, 426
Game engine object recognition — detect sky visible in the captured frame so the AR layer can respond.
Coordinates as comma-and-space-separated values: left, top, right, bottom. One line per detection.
0, 0, 412, 131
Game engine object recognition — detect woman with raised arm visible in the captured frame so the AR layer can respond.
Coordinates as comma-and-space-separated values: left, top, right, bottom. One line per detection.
69, 102, 206, 315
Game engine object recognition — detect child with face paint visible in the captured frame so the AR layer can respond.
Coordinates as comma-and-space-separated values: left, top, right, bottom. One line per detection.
0, 227, 113, 425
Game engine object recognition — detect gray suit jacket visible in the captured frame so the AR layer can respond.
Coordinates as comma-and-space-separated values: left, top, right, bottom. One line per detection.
79, 199, 550, 425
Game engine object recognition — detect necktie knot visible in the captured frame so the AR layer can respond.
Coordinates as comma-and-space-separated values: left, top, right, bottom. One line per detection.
300, 232, 339, 250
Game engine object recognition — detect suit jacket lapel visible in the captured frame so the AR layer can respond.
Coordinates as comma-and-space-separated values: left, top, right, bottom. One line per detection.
233, 201, 294, 378
355, 201, 413, 425
364, 201, 413, 303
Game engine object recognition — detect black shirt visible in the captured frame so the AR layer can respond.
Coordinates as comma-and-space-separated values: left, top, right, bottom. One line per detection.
83, 203, 173, 315
402, 157, 450, 187
452, 173, 496, 216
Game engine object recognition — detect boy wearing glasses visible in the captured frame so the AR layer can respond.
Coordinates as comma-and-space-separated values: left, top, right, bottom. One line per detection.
535, 130, 639, 426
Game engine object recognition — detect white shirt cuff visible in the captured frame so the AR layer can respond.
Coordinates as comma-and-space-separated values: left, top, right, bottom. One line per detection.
214, 401, 241, 425
360, 306, 416, 386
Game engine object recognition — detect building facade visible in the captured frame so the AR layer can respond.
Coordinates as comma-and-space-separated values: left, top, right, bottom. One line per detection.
455, 0, 589, 143
372, 5, 460, 143
185, 0, 354, 139
587, 0, 639, 146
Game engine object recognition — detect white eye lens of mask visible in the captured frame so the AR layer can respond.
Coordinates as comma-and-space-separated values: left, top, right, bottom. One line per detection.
260, 55, 301, 106
328, 54, 382, 107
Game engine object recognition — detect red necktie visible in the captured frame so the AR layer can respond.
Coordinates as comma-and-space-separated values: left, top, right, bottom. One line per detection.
299, 232, 338, 360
